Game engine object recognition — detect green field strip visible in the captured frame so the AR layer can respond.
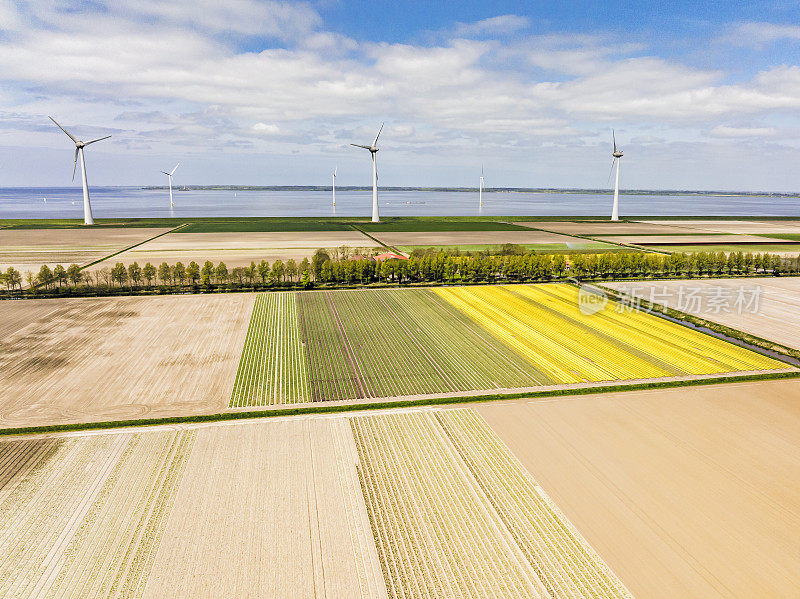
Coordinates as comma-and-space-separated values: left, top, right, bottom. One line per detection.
298, 291, 368, 402
230, 293, 310, 407
2, 370, 798, 437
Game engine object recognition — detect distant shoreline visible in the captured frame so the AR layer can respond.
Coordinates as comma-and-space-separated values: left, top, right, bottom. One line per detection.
137, 185, 800, 198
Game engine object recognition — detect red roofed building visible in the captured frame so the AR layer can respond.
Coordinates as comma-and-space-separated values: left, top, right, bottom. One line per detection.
374, 252, 408, 262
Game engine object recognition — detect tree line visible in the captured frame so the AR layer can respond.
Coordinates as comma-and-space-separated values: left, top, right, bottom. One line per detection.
2, 247, 798, 296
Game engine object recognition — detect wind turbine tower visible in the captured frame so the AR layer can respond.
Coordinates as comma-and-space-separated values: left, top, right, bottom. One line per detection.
479, 165, 485, 208
351, 123, 383, 223
49, 116, 111, 225
611, 130, 624, 221
332, 167, 337, 207
161, 163, 180, 207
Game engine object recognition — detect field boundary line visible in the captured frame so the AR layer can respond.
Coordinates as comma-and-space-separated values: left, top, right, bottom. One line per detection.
78, 223, 191, 271
348, 224, 407, 256
2, 369, 798, 437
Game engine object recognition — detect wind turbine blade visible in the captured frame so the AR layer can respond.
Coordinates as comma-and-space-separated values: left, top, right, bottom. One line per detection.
72, 148, 78, 181
373, 122, 384, 146
84, 135, 111, 146
160, 171, 171, 176
49, 116, 78, 143
351, 143, 371, 150
334, 166, 337, 177
612, 129, 617, 153
171, 163, 180, 175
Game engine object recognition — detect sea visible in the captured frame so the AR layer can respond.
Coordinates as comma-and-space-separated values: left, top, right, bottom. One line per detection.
0, 187, 798, 219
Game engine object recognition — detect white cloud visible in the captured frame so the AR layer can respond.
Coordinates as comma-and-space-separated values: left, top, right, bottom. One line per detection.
1, 6, 800, 188
709, 125, 777, 138
454, 15, 530, 37
722, 22, 800, 48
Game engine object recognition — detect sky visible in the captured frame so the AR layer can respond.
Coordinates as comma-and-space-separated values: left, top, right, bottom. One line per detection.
2, 0, 800, 191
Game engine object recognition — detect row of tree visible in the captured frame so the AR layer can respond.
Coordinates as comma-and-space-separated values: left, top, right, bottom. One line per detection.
2, 249, 798, 293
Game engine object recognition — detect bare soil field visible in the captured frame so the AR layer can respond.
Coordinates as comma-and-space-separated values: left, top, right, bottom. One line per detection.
604, 277, 800, 349
0, 418, 387, 598
145, 418, 386, 598
636, 219, 800, 234
371, 229, 584, 247
92, 230, 380, 269
595, 233, 790, 245
0, 227, 172, 276
515, 221, 701, 235
477, 378, 800, 598
0, 293, 254, 428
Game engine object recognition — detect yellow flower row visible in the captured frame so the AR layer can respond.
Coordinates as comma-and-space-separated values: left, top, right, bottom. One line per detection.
433, 283, 782, 384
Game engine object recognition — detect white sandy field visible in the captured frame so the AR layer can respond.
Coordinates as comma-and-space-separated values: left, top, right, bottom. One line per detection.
90, 230, 382, 269
604, 277, 800, 349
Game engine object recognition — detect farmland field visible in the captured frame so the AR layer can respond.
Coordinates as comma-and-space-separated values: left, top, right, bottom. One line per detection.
477, 377, 800, 597
231, 284, 785, 406
0, 227, 172, 277
0, 294, 254, 429
604, 277, 800, 349
351, 409, 632, 598
0, 417, 387, 598
91, 230, 381, 271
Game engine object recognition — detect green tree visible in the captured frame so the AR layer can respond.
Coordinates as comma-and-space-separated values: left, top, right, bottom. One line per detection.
53, 264, 66, 287
187, 261, 200, 285
271, 260, 285, 283
158, 262, 172, 286
128, 262, 142, 287
201, 260, 214, 285
173, 261, 187, 286
5, 267, 22, 290
66, 264, 82, 287
257, 259, 270, 284
215, 262, 229, 283
312, 249, 330, 281
37, 264, 53, 289
285, 259, 297, 282
141, 262, 155, 286
111, 262, 128, 287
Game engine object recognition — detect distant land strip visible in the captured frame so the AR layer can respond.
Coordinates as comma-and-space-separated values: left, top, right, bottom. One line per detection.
140, 185, 800, 198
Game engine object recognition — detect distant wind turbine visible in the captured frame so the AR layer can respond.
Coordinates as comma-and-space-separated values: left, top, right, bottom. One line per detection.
161, 163, 180, 207
479, 165, 485, 208
49, 116, 111, 225
351, 123, 383, 223
610, 130, 623, 221
332, 166, 337, 207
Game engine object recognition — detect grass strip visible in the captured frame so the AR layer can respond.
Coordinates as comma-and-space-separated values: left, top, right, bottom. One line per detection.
2, 369, 798, 437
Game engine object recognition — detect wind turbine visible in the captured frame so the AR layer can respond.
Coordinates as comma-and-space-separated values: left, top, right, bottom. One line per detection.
351, 123, 383, 223
161, 163, 180, 207
479, 165, 485, 208
49, 116, 111, 225
332, 166, 337, 207
610, 130, 623, 221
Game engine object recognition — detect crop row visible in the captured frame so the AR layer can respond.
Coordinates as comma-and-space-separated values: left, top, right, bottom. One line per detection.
351, 411, 544, 598
230, 292, 310, 406
436, 409, 633, 598
0, 431, 195, 597
434, 284, 780, 384
351, 409, 633, 598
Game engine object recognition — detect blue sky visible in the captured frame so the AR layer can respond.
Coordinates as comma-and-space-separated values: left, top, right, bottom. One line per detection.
2, 0, 800, 191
